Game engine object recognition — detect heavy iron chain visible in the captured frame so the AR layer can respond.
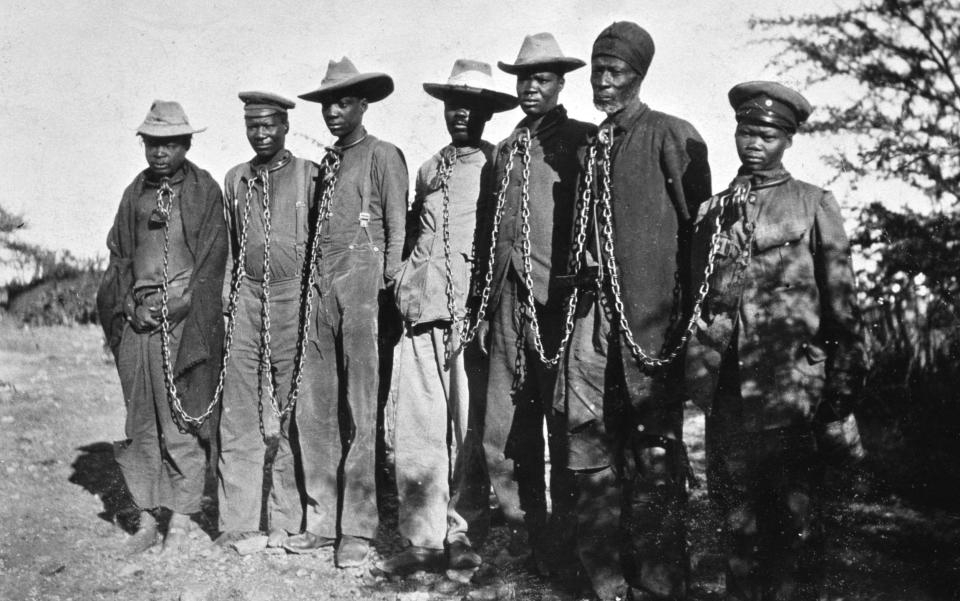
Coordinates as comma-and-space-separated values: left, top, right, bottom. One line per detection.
158, 176, 253, 428
515, 132, 596, 367
592, 125, 745, 369
451, 139, 522, 348
258, 152, 341, 426
437, 149, 462, 365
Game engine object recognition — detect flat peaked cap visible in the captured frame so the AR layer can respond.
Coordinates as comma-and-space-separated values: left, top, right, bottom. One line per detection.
423, 59, 519, 113
498, 32, 585, 75
298, 57, 394, 104
729, 81, 813, 133
239, 91, 296, 117
592, 21, 655, 77
136, 100, 206, 137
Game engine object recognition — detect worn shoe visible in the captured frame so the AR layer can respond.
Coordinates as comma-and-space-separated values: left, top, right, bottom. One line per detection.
371, 546, 444, 576
266, 528, 289, 548
283, 531, 335, 554
447, 540, 482, 570
335, 535, 370, 568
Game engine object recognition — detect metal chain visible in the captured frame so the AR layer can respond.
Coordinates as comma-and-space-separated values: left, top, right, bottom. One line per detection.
453, 139, 522, 347
259, 152, 341, 425
158, 176, 253, 428
593, 125, 743, 369
514, 131, 596, 367
437, 150, 462, 365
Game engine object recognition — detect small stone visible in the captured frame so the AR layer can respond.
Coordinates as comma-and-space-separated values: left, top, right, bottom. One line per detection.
445, 568, 476, 584
1, 416, 14, 424
119, 562, 144, 578
231, 534, 268, 556
397, 592, 430, 601
433, 578, 462, 594
295, 568, 309, 578
39, 562, 65, 576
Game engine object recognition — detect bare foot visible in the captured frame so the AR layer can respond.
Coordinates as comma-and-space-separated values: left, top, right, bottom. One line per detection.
125, 511, 159, 555
161, 512, 191, 555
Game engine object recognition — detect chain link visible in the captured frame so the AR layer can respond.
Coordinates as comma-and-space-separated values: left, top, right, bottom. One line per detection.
157, 153, 340, 430
158, 175, 252, 428
592, 125, 744, 369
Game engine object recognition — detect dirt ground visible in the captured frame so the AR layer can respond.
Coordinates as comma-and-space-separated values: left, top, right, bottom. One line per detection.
1, 321, 959, 601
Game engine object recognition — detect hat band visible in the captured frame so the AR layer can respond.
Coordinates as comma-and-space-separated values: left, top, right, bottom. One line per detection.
735, 105, 797, 133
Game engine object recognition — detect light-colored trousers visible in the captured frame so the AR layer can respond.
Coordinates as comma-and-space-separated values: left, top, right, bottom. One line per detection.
385, 321, 485, 550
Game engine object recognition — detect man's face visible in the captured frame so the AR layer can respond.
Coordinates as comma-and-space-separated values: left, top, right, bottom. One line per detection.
515, 70, 563, 117
591, 55, 642, 116
444, 97, 492, 146
321, 95, 367, 139
245, 114, 288, 161
734, 122, 792, 171
141, 135, 189, 177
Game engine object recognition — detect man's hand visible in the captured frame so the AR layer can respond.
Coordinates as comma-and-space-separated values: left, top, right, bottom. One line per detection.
477, 320, 490, 356
130, 303, 161, 333
164, 295, 190, 326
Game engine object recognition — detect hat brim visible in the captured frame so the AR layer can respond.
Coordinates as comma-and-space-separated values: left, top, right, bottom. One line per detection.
136, 125, 206, 137
497, 57, 585, 75
298, 73, 394, 104
422, 84, 519, 113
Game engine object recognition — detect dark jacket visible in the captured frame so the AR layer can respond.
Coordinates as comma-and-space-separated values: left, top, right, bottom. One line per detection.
482, 106, 595, 308
685, 167, 864, 430
599, 102, 712, 385
97, 160, 228, 416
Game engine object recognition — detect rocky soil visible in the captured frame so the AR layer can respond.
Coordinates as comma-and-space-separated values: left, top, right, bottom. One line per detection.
1, 321, 958, 600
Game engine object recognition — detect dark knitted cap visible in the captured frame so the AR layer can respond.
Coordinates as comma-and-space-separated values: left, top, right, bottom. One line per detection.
592, 21, 655, 77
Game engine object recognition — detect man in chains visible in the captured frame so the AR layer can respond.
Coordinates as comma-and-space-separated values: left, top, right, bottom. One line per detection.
460, 33, 595, 570
281, 58, 408, 569
216, 92, 319, 549
376, 59, 518, 576
97, 100, 227, 554
557, 22, 712, 600
685, 81, 865, 600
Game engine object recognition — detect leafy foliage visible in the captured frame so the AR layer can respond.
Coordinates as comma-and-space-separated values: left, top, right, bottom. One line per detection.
754, 0, 960, 507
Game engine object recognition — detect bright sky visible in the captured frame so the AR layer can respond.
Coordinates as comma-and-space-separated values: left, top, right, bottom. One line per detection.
1, 0, 867, 259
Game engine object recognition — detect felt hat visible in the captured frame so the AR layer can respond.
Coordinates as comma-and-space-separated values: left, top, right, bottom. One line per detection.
728, 81, 813, 133
135, 100, 206, 137
592, 21, 655, 78
298, 57, 394, 103
423, 59, 519, 113
498, 32, 585, 75
238, 91, 296, 117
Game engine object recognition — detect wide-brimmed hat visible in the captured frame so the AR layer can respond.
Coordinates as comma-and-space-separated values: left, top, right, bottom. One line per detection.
135, 100, 206, 137
423, 59, 519, 113
298, 57, 394, 104
498, 32, 585, 75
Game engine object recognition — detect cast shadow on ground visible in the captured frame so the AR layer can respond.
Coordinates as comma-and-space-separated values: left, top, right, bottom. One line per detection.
68, 441, 139, 533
